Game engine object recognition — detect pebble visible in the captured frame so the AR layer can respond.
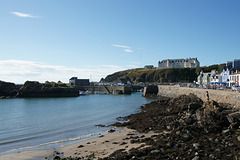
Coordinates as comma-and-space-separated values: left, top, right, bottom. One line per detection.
151, 150, 160, 154
222, 129, 230, 134
192, 156, 199, 160
237, 136, 240, 141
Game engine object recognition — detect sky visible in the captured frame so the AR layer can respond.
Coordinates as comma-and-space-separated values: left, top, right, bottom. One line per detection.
0, 0, 239, 83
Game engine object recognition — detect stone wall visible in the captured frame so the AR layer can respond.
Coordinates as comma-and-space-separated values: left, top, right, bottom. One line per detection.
157, 85, 240, 109
79, 86, 131, 94
142, 85, 158, 97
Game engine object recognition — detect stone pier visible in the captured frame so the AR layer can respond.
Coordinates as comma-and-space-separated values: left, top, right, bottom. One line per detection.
143, 85, 240, 109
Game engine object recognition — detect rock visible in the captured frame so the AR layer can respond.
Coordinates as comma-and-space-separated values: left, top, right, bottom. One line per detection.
237, 136, 240, 141
188, 102, 202, 112
150, 150, 160, 154
215, 148, 221, 152
53, 156, 61, 160
78, 145, 84, 148
108, 129, 115, 133
140, 135, 145, 138
130, 139, 140, 144
96, 124, 106, 127
227, 112, 240, 123
193, 143, 200, 150
182, 133, 190, 140
192, 156, 199, 160
120, 142, 127, 145
209, 154, 215, 158
195, 109, 204, 121
222, 129, 230, 134
97, 94, 239, 160
175, 143, 182, 148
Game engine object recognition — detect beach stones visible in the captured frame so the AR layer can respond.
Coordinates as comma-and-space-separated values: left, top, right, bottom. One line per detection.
99, 94, 240, 160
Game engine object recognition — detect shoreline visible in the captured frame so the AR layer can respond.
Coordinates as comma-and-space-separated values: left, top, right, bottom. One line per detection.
1, 93, 239, 159
0, 127, 157, 160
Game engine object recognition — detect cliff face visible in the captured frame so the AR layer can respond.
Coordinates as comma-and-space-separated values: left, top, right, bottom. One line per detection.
17, 81, 79, 98
102, 64, 226, 83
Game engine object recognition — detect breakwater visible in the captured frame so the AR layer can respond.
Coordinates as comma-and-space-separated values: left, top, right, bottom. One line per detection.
77, 86, 132, 94
143, 85, 240, 109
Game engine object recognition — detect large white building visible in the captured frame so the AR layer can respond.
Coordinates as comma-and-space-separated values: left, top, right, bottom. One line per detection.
158, 57, 200, 69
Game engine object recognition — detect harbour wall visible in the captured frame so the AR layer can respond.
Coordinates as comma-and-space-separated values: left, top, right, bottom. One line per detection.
143, 85, 240, 109
78, 86, 132, 94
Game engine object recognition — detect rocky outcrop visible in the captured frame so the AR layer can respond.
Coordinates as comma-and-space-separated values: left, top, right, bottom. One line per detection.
107, 94, 240, 160
17, 81, 79, 98
0, 81, 18, 98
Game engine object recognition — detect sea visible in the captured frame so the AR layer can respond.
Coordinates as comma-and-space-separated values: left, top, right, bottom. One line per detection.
0, 92, 153, 155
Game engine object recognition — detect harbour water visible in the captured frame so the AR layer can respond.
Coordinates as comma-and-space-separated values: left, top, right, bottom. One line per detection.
0, 92, 153, 154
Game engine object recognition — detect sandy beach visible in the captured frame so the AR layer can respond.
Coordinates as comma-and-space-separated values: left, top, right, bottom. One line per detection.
0, 150, 53, 160
59, 127, 156, 159
0, 127, 157, 160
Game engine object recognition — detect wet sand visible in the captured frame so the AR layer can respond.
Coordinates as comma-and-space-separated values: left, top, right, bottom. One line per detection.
0, 127, 156, 160
60, 127, 156, 159
0, 150, 53, 160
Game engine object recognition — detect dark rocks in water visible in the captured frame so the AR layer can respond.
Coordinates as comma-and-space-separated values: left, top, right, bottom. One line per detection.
0, 80, 80, 98
95, 124, 106, 127
108, 129, 115, 133
17, 81, 79, 98
0, 80, 18, 98
100, 94, 240, 160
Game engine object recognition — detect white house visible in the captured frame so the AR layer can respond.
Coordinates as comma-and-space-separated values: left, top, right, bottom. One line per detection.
197, 71, 211, 85
197, 70, 224, 85
221, 68, 230, 86
210, 70, 221, 84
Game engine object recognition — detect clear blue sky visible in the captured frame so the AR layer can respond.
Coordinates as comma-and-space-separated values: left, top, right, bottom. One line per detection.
0, 0, 239, 83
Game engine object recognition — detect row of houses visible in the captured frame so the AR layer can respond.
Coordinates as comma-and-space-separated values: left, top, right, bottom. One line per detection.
197, 68, 240, 87
197, 59, 240, 87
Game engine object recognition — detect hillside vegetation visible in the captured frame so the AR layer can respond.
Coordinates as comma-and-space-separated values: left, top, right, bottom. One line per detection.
102, 64, 226, 83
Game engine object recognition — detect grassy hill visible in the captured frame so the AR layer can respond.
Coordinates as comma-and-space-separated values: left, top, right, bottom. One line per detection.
101, 64, 226, 83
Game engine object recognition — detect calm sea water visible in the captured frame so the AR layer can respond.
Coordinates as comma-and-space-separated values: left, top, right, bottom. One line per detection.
0, 92, 153, 154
